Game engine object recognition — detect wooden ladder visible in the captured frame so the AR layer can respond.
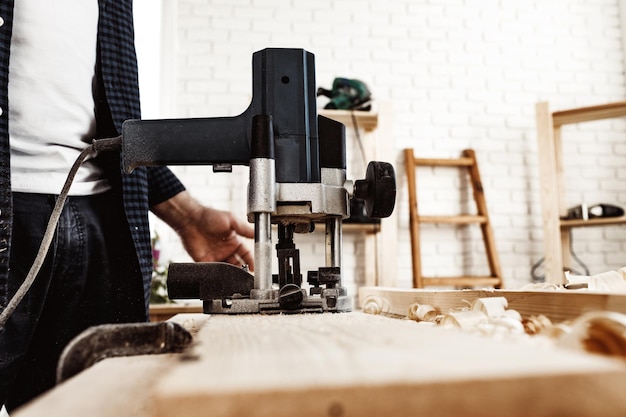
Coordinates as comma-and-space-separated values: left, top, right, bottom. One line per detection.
404, 148, 503, 289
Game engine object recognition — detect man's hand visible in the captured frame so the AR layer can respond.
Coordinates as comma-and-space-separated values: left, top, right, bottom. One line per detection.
151, 191, 255, 270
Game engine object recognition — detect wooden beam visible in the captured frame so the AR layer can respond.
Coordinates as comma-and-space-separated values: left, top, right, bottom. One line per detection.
404, 148, 422, 288
13, 312, 626, 417
358, 286, 626, 323
418, 214, 487, 224
149, 304, 203, 322
420, 276, 502, 287
152, 313, 626, 417
552, 101, 626, 126
463, 149, 503, 285
13, 314, 210, 417
412, 156, 474, 167
535, 101, 565, 284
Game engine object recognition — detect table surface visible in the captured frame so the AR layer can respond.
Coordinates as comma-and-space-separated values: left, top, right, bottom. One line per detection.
13, 311, 626, 417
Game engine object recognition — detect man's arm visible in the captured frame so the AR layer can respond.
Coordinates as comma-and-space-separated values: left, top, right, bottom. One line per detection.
151, 190, 255, 270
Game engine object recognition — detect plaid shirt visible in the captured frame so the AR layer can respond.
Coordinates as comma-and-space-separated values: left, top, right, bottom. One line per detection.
0, 0, 185, 308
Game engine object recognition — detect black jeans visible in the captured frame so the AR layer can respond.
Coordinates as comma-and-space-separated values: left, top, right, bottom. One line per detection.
0, 191, 145, 411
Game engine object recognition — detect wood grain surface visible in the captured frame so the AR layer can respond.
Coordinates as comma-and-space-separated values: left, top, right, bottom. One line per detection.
12, 311, 626, 417
154, 312, 626, 417
359, 286, 626, 322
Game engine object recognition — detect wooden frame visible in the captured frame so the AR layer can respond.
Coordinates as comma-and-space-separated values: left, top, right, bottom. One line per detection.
535, 101, 626, 284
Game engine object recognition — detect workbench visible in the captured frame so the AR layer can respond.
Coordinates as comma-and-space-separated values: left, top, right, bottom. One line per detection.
12, 294, 626, 417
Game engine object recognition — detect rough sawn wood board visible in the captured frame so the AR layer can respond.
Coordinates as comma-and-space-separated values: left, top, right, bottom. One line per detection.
357, 286, 626, 322
153, 312, 626, 417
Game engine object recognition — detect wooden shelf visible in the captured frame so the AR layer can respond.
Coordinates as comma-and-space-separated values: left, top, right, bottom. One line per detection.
552, 101, 626, 126
536, 101, 626, 284
560, 216, 626, 229
342, 222, 381, 233
319, 104, 398, 287
311, 222, 381, 235
318, 109, 378, 131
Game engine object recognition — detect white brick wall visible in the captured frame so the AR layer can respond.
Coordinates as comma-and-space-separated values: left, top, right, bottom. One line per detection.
141, 0, 626, 290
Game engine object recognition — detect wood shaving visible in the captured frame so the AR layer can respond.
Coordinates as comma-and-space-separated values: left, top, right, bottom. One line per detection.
407, 297, 525, 337
407, 303, 438, 322
558, 311, 626, 357
361, 295, 390, 316
400, 295, 626, 359
440, 310, 488, 330
522, 315, 552, 335
471, 297, 508, 319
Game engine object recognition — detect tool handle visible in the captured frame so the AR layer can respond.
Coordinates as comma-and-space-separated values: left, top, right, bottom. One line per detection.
121, 116, 252, 173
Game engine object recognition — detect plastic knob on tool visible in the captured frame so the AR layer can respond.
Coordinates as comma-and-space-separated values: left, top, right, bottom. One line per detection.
354, 161, 396, 218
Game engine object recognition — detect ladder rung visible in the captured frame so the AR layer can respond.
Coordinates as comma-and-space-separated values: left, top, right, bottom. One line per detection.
422, 277, 502, 287
419, 215, 487, 224
412, 157, 474, 167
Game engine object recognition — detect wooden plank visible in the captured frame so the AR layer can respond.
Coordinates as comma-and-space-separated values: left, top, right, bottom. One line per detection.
421, 276, 502, 287
152, 312, 626, 417
552, 101, 626, 126
463, 149, 502, 287
323, 103, 395, 287
13, 311, 626, 417
412, 156, 474, 167
418, 214, 486, 224
553, 126, 568, 219
404, 148, 422, 288
358, 286, 626, 323
372, 102, 397, 287
553, 125, 573, 271
149, 303, 203, 322
13, 314, 210, 417
13, 355, 174, 417
318, 109, 378, 132
561, 216, 626, 228
535, 101, 565, 284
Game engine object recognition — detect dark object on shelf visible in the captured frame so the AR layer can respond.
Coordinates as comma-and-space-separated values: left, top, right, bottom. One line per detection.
562, 203, 625, 220
317, 77, 372, 111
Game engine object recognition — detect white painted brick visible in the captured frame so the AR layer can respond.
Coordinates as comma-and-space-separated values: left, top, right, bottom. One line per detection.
150, 0, 626, 290
209, 0, 250, 5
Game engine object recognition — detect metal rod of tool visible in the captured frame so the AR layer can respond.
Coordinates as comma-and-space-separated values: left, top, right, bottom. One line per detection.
254, 212, 273, 290
325, 218, 342, 268
248, 115, 276, 291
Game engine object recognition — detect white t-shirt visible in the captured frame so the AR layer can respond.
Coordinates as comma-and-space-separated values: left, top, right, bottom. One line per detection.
9, 0, 110, 195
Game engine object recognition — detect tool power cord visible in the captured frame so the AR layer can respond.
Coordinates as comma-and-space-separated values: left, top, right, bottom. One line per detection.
0, 136, 122, 330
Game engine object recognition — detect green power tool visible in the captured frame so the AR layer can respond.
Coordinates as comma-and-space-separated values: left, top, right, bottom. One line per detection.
317, 77, 372, 111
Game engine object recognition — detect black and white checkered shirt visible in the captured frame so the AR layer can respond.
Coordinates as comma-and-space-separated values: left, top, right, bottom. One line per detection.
0, 0, 185, 310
